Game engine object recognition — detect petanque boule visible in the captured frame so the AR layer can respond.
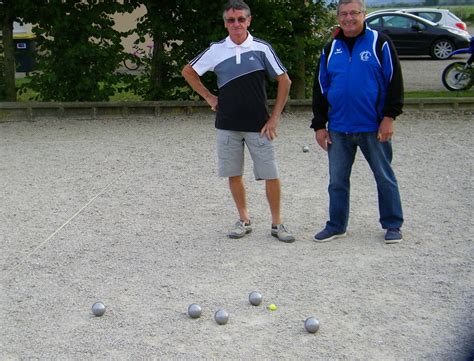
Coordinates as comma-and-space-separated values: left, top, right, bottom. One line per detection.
187, 303, 202, 318
91, 302, 106, 317
249, 291, 263, 306
214, 309, 229, 325
302, 145, 309, 153
304, 317, 320, 333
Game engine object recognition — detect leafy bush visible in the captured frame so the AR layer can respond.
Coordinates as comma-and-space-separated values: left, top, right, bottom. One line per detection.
14, 0, 335, 101
20, 1, 127, 101
450, 6, 474, 24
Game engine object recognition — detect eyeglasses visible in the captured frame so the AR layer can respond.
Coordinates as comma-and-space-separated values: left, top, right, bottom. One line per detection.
225, 16, 248, 24
337, 10, 363, 18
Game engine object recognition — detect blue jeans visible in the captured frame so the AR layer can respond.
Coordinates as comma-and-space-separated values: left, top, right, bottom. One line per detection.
326, 131, 403, 233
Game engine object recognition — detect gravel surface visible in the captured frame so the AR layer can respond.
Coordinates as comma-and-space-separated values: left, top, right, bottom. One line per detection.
0, 111, 472, 359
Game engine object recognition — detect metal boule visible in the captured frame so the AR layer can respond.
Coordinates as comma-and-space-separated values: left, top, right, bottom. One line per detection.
214, 309, 229, 325
91, 302, 106, 317
249, 291, 263, 306
304, 317, 320, 333
187, 303, 202, 318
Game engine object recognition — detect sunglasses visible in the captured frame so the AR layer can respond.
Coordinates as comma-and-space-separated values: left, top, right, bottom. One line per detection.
225, 16, 248, 24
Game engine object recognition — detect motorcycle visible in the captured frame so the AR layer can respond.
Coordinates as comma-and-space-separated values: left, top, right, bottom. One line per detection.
441, 36, 474, 91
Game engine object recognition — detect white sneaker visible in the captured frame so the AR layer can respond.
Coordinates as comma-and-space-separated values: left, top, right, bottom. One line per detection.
228, 220, 252, 239
271, 224, 295, 243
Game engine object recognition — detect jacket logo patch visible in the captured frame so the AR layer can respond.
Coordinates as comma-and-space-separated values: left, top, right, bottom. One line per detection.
360, 51, 371, 61
334, 48, 343, 55
249, 56, 255, 61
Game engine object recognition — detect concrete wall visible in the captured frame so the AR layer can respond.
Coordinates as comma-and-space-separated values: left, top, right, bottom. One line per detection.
1, 99, 473, 122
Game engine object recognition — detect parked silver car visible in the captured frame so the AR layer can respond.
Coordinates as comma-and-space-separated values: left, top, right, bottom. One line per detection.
368, 8, 468, 32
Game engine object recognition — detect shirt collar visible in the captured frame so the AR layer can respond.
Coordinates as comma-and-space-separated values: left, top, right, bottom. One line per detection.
226, 32, 253, 48
335, 23, 367, 41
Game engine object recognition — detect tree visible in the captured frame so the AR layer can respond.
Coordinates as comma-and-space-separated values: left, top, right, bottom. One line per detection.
0, 0, 23, 101
127, 0, 334, 100
123, 0, 223, 100
248, 0, 335, 99
3, 1, 334, 101
22, 0, 127, 101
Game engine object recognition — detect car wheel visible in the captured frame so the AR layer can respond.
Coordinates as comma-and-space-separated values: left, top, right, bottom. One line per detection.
430, 39, 454, 60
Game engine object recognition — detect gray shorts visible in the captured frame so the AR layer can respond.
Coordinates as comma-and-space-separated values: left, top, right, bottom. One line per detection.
216, 129, 279, 180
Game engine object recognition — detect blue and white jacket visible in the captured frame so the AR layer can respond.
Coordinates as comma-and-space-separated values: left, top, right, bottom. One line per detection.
311, 25, 404, 133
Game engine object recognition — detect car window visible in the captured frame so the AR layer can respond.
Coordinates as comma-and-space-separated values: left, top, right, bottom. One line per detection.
447, 12, 463, 22
367, 17, 382, 27
381, 15, 417, 29
414, 11, 441, 23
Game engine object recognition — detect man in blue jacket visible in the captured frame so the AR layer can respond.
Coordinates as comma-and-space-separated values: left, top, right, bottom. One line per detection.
311, 0, 404, 244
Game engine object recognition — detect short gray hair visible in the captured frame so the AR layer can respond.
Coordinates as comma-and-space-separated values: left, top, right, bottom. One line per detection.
222, 0, 251, 20
337, 0, 366, 13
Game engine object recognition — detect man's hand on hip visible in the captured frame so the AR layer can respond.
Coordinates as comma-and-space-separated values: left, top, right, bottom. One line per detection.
206, 94, 218, 112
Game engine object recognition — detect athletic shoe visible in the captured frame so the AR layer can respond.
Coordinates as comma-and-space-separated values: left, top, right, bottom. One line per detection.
385, 228, 403, 244
313, 228, 347, 242
228, 220, 252, 239
271, 224, 295, 243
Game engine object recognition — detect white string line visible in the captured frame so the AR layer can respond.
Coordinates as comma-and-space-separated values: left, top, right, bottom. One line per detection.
2, 179, 118, 281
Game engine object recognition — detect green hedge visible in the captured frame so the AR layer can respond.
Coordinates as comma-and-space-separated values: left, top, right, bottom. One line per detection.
450, 6, 474, 24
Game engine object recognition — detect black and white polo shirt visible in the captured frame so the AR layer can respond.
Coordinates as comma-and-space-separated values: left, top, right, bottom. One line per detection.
190, 33, 287, 132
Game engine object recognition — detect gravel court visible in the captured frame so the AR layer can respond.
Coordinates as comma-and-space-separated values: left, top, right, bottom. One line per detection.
0, 112, 472, 359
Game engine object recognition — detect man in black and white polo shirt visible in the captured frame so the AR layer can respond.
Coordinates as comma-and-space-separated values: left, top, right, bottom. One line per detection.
182, 0, 295, 243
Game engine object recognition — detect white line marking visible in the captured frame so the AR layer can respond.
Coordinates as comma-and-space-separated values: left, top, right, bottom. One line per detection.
2, 179, 118, 281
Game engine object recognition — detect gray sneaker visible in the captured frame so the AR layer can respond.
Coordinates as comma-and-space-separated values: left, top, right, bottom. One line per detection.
271, 224, 295, 243
228, 220, 252, 239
